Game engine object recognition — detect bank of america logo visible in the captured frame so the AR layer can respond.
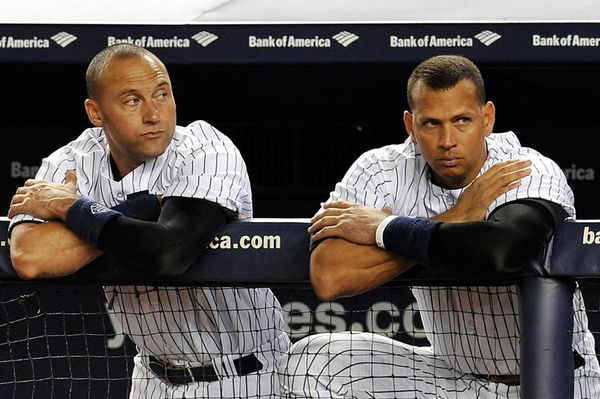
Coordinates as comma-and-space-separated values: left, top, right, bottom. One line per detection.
474, 30, 502, 46
332, 31, 359, 47
51, 32, 78, 47
191, 31, 219, 47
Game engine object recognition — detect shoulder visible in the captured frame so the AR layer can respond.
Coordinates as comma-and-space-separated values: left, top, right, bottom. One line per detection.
353, 137, 417, 170
44, 127, 107, 163
487, 131, 522, 149
175, 120, 234, 144
169, 121, 240, 155
487, 131, 561, 171
337, 137, 420, 202
486, 131, 575, 217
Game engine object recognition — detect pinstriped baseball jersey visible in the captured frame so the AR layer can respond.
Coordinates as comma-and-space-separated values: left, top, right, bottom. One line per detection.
328, 131, 597, 376
9, 120, 290, 397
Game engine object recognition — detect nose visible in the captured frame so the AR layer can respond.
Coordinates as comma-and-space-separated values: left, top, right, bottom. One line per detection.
143, 100, 161, 124
439, 124, 457, 150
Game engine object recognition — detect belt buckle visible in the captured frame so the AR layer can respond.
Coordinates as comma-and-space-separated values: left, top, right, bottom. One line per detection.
150, 356, 195, 385
185, 366, 197, 384
149, 357, 172, 385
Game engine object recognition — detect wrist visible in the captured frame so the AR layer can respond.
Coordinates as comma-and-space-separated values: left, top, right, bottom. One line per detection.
376, 215, 398, 249
55, 196, 80, 221
380, 216, 442, 265
65, 198, 123, 248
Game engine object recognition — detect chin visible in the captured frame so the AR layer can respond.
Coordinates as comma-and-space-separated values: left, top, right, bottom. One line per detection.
139, 148, 168, 162
437, 172, 469, 189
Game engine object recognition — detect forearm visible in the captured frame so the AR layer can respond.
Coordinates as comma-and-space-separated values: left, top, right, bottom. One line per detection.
96, 197, 228, 276
10, 222, 101, 279
310, 238, 415, 300
8, 193, 160, 280
428, 201, 561, 272
98, 217, 221, 276
381, 200, 563, 274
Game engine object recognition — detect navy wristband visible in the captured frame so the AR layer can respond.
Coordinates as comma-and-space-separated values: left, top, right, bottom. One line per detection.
382, 216, 442, 265
65, 198, 123, 248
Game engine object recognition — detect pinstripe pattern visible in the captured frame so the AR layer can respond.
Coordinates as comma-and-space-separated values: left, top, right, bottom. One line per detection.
10, 120, 290, 398
281, 132, 600, 398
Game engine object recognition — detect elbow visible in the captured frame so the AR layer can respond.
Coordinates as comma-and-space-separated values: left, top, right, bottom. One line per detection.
476, 243, 535, 274
10, 248, 45, 280
491, 247, 542, 274
143, 247, 197, 277
310, 248, 345, 301
149, 262, 190, 277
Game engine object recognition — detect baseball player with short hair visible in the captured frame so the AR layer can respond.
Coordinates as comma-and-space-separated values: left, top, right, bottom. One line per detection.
279, 55, 600, 398
8, 43, 290, 398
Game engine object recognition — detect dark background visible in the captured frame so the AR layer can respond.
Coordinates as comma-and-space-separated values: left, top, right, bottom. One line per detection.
2, 62, 599, 218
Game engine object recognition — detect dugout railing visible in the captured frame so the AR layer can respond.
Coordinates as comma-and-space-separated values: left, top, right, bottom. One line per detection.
0, 217, 598, 398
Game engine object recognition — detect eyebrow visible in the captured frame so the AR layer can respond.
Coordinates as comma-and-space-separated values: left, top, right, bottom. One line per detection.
117, 81, 171, 98
155, 81, 171, 90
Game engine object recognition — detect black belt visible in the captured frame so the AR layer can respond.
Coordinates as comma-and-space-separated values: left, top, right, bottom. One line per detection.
473, 351, 585, 386
148, 353, 264, 385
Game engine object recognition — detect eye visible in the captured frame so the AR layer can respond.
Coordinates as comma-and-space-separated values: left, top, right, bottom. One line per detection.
423, 120, 439, 127
456, 117, 471, 125
155, 91, 170, 102
124, 97, 140, 106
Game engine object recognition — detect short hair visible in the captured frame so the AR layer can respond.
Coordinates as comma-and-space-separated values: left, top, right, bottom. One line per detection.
406, 55, 485, 110
85, 44, 159, 99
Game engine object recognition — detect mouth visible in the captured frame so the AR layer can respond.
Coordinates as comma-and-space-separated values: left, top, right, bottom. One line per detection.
437, 157, 461, 167
142, 130, 165, 139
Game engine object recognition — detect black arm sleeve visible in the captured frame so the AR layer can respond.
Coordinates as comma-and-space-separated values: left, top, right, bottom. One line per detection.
428, 199, 567, 273
97, 197, 235, 276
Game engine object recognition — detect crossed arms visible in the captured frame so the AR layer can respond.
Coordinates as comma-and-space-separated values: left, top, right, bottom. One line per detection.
8, 159, 562, 294
309, 160, 565, 300
8, 171, 231, 279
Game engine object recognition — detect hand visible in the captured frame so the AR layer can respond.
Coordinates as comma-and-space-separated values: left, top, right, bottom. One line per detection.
308, 200, 393, 244
8, 170, 80, 221
437, 159, 531, 223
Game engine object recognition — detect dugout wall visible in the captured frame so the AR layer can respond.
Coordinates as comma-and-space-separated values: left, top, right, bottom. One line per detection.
2, 218, 600, 398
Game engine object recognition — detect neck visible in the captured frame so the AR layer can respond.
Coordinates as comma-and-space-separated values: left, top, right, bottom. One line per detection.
109, 154, 140, 181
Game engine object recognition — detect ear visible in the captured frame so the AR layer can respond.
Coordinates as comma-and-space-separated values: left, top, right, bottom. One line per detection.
403, 111, 417, 143
482, 101, 496, 137
84, 99, 104, 127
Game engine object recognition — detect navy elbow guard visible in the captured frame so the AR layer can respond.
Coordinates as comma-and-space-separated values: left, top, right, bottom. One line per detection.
377, 216, 442, 265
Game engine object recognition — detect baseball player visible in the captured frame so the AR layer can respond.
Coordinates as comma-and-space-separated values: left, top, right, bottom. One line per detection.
279, 55, 600, 398
8, 44, 290, 398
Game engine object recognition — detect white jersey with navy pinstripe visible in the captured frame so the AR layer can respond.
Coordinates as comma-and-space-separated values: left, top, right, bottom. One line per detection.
10, 120, 290, 398
280, 131, 600, 398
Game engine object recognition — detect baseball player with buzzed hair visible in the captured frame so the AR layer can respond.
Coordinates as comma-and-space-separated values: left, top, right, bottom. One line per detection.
8, 43, 290, 398
279, 55, 600, 398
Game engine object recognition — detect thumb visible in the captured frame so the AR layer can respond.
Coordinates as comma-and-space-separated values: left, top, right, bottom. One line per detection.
65, 170, 78, 186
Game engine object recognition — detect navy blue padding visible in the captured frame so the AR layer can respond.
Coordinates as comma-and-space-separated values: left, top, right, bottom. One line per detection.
2, 218, 600, 284
547, 221, 600, 277
517, 277, 575, 399
0, 219, 314, 284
